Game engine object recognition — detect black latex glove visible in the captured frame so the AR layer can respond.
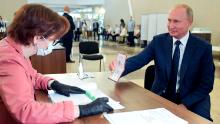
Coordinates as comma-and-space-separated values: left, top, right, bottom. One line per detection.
51, 80, 86, 97
79, 97, 113, 117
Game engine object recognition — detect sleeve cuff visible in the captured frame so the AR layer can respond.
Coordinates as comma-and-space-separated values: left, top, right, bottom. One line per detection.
47, 80, 55, 90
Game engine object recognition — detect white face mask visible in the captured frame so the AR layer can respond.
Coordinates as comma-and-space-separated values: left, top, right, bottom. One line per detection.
36, 42, 54, 56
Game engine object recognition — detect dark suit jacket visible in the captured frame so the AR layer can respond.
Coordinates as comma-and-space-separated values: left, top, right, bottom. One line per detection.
61, 13, 75, 41
122, 33, 215, 120
93, 22, 99, 32
0, 21, 3, 28
0, 20, 6, 28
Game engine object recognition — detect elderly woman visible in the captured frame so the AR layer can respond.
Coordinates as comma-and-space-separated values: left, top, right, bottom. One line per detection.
0, 4, 112, 124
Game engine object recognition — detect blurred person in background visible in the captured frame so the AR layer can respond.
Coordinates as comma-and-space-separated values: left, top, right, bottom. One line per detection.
127, 16, 135, 47
60, 6, 75, 63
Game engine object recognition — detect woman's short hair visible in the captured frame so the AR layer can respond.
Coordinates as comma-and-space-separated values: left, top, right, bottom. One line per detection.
8, 4, 70, 46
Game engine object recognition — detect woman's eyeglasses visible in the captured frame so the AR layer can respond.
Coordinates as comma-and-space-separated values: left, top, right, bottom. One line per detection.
41, 36, 60, 46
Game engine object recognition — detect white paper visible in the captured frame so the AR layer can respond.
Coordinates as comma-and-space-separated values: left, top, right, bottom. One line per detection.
48, 81, 124, 110
49, 90, 91, 105
45, 73, 82, 85
104, 108, 188, 124
109, 53, 126, 82
88, 90, 125, 110
46, 73, 124, 109
45, 73, 95, 86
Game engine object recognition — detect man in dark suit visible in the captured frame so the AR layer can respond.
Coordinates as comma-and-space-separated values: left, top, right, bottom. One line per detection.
0, 16, 6, 30
60, 6, 75, 63
74, 18, 82, 42
109, 4, 215, 121
93, 20, 99, 40
0, 16, 4, 28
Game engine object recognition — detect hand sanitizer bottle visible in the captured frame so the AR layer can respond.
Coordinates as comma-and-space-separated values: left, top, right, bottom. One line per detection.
78, 62, 84, 79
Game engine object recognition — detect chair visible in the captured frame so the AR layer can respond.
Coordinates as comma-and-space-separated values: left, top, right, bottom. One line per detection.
79, 41, 104, 72
144, 65, 155, 90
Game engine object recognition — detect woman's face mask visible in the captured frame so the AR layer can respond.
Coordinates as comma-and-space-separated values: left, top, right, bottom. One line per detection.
36, 36, 54, 56
36, 42, 54, 56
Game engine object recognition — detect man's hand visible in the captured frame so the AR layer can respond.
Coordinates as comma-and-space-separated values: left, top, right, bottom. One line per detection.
79, 97, 113, 117
51, 80, 86, 97
109, 59, 117, 71
178, 104, 187, 110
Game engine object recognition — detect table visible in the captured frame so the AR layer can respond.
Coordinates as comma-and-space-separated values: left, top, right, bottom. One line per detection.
30, 44, 66, 74
35, 72, 212, 124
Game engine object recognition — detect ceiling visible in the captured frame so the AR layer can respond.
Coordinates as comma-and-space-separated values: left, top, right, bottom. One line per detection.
27, 0, 105, 10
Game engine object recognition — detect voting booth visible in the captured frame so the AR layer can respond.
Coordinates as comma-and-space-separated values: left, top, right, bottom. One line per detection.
141, 13, 168, 46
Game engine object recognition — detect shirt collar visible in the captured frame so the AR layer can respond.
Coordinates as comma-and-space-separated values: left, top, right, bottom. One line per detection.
64, 11, 69, 14
5, 36, 24, 55
172, 31, 189, 47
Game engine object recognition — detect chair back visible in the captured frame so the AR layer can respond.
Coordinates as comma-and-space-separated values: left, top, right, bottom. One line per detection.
144, 65, 155, 90
79, 41, 99, 54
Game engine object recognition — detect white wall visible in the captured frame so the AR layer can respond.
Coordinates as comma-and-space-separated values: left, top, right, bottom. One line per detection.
0, 0, 27, 24
104, 0, 130, 27
27, 0, 105, 5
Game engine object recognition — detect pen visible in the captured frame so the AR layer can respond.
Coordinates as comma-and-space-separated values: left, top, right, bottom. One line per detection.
85, 91, 96, 101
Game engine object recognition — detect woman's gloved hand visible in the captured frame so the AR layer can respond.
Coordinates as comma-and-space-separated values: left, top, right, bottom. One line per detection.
51, 80, 86, 97
79, 97, 113, 117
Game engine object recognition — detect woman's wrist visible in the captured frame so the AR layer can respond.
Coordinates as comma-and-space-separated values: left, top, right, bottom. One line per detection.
75, 105, 80, 118
47, 80, 55, 89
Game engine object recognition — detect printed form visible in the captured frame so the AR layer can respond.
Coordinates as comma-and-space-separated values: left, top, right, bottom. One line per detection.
104, 108, 188, 124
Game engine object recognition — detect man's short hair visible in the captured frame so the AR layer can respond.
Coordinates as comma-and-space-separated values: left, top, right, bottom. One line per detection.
174, 4, 193, 22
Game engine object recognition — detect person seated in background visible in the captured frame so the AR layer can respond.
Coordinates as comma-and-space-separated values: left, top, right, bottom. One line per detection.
106, 25, 112, 41
134, 24, 141, 39
98, 27, 107, 40
81, 20, 88, 39
133, 24, 141, 45
119, 27, 128, 43
0, 4, 113, 124
109, 4, 214, 121
112, 24, 120, 42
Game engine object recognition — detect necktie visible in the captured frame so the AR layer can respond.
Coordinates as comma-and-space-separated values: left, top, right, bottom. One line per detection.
166, 40, 181, 101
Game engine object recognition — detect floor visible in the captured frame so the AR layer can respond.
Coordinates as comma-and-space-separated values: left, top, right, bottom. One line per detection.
66, 39, 220, 123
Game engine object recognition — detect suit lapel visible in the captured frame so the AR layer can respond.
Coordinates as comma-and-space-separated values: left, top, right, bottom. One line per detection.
179, 35, 196, 83
165, 35, 173, 81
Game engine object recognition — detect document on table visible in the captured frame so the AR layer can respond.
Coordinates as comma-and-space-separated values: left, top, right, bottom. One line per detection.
109, 53, 126, 82
48, 82, 124, 110
104, 108, 188, 124
45, 73, 94, 85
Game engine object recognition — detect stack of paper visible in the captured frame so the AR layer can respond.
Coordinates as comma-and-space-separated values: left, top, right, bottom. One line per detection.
104, 108, 188, 124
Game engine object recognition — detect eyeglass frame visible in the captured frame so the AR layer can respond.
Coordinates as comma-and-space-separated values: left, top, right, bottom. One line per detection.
41, 36, 60, 46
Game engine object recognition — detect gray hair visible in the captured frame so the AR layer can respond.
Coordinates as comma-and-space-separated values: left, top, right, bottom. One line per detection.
174, 4, 193, 22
